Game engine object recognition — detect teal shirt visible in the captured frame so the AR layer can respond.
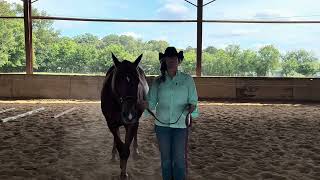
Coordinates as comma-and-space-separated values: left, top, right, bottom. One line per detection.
147, 71, 199, 128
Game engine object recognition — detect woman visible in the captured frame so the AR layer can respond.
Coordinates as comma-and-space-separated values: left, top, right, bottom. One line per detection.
141, 46, 199, 180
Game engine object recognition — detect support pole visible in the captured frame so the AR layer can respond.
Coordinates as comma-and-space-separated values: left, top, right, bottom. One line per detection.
196, 0, 203, 76
24, 0, 33, 74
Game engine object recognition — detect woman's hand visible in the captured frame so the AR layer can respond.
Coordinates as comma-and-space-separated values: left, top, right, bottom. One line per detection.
186, 104, 195, 113
138, 100, 149, 110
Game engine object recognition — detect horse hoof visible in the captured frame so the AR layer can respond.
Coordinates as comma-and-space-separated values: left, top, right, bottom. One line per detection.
132, 152, 141, 160
134, 149, 140, 154
120, 172, 129, 180
110, 152, 119, 162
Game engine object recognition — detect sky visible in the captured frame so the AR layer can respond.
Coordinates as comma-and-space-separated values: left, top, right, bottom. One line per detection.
6, 0, 320, 57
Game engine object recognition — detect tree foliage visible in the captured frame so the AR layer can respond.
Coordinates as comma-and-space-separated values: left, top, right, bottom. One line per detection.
1, 1, 319, 77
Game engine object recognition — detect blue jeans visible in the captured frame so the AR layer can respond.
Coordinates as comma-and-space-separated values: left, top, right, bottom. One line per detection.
155, 125, 188, 180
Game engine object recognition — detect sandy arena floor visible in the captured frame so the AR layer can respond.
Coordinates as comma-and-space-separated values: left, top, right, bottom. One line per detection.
0, 100, 320, 180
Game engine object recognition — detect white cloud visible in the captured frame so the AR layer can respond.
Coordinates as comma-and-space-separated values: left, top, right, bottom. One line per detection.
157, 3, 190, 19
208, 29, 259, 39
253, 10, 294, 20
101, 1, 129, 10
229, 29, 259, 37
120, 32, 142, 39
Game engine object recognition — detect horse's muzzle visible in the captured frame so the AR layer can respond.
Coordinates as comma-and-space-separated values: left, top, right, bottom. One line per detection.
121, 112, 138, 125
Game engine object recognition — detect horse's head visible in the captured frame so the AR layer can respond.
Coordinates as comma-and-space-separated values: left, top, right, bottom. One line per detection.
111, 53, 143, 125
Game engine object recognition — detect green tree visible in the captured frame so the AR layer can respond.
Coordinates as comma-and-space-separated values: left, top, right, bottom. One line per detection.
53, 38, 78, 72
254, 45, 280, 76
238, 49, 257, 76
118, 35, 143, 54
100, 34, 121, 50
181, 48, 196, 75
294, 50, 319, 76
144, 40, 169, 52
282, 50, 320, 77
89, 44, 132, 73
203, 48, 236, 76
204, 46, 218, 54
74, 33, 100, 46
0, 1, 25, 72
202, 52, 214, 75
139, 50, 159, 75
225, 45, 241, 75
281, 52, 300, 76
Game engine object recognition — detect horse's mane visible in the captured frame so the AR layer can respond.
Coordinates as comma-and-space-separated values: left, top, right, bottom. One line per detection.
105, 66, 115, 78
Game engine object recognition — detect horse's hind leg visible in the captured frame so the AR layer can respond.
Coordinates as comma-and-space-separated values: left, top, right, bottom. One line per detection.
111, 128, 120, 161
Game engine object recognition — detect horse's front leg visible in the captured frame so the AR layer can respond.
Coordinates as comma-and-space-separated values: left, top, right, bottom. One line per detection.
111, 127, 120, 161
120, 124, 138, 178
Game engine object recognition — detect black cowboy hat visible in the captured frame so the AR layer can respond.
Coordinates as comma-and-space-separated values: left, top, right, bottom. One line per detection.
159, 47, 184, 62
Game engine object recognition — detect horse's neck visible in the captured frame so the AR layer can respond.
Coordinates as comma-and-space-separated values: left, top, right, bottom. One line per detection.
104, 66, 118, 98
111, 71, 116, 94
105, 66, 115, 85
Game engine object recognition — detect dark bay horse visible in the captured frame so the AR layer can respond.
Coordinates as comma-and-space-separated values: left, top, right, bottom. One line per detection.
101, 53, 148, 178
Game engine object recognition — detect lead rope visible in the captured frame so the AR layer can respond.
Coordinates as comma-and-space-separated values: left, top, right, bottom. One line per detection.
185, 112, 191, 179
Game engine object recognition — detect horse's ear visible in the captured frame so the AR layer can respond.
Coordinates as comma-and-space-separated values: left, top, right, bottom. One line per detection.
134, 54, 143, 67
111, 53, 120, 67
